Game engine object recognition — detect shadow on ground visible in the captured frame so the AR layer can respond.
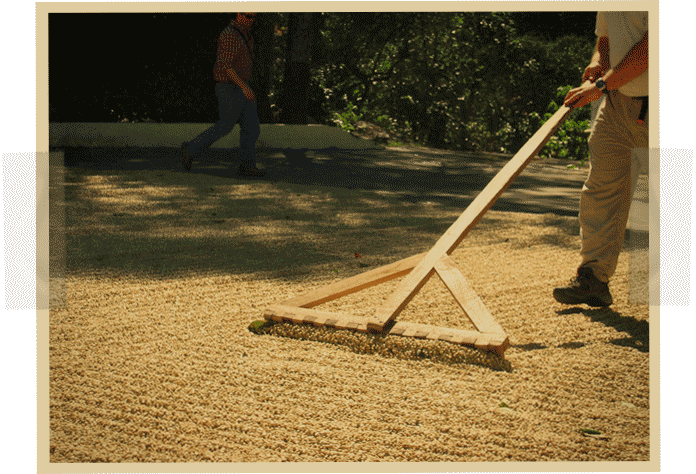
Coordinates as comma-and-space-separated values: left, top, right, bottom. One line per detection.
557, 307, 649, 353
61, 145, 587, 213
54, 146, 590, 280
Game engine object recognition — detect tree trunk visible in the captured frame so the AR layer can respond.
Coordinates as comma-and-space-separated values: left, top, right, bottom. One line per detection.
249, 13, 277, 123
279, 13, 315, 124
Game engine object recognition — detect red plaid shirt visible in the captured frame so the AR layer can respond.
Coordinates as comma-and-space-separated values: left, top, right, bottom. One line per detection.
213, 20, 254, 83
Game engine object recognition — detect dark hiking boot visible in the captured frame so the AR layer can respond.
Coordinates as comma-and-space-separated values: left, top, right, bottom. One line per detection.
238, 164, 266, 177
553, 266, 613, 307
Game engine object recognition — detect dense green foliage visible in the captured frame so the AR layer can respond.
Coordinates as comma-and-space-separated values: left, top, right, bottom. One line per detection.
301, 12, 595, 158
541, 85, 592, 160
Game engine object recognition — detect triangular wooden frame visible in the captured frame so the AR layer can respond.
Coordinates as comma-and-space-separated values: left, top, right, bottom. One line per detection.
263, 105, 572, 358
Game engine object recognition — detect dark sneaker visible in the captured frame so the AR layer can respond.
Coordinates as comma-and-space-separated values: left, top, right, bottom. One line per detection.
181, 146, 192, 171
553, 266, 613, 307
238, 164, 266, 177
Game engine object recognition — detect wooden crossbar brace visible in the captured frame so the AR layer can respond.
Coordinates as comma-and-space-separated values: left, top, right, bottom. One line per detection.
262, 105, 572, 357
366, 105, 572, 332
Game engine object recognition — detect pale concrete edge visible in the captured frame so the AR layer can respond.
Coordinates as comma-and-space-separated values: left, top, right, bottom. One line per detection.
48, 123, 385, 152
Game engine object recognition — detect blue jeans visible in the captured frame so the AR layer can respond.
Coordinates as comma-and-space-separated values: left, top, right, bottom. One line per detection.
185, 83, 260, 167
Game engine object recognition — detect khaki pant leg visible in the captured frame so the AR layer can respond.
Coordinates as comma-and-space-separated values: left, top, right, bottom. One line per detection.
579, 92, 649, 283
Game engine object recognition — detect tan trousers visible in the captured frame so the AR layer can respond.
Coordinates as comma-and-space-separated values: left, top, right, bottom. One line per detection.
580, 90, 649, 283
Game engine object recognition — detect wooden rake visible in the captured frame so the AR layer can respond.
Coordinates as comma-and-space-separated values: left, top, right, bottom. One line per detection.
262, 105, 573, 358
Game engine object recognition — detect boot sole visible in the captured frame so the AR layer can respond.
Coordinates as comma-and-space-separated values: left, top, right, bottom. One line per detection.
553, 290, 612, 307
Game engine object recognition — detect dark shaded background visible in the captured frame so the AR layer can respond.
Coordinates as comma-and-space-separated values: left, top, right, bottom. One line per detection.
48, 12, 597, 124
511, 12, 597, 39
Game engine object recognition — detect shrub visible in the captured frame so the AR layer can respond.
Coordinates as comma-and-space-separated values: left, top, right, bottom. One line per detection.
537, 85, 591, 160
331, 102, 362, 131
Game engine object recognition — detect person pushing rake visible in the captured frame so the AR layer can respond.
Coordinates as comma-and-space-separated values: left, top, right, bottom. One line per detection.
554, 11, 649, 307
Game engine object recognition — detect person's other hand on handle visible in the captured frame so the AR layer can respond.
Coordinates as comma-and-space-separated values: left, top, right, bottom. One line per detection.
564, 80, 603, 109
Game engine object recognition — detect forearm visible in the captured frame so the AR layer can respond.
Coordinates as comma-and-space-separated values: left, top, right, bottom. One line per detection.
225, 66, 249, 89
603, 32, 649, 91
591, 36, 611, 74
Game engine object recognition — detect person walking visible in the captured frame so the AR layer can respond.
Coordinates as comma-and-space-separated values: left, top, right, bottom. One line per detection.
554, 11, 649, 307
182, 12, 265, 177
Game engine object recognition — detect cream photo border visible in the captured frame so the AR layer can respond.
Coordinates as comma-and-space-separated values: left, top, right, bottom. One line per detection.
30, 1, 663, 473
